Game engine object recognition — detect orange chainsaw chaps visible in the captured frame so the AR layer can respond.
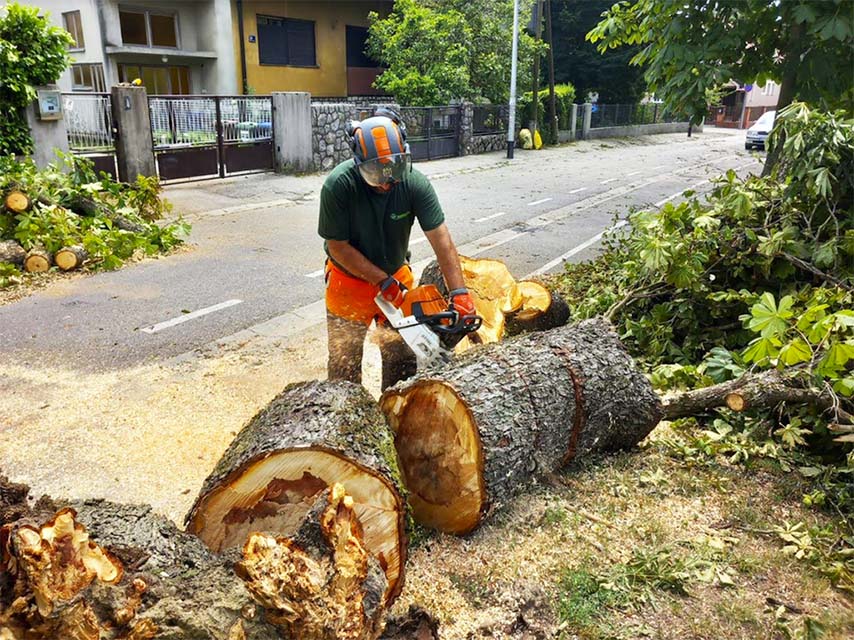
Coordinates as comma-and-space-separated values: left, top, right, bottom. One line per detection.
401, 285, 452, 326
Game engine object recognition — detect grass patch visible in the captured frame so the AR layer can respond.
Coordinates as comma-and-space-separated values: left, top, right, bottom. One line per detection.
556, 568, 626, 638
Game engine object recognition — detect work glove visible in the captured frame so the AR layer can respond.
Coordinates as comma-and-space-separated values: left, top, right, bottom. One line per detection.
448, 288, 479, 329
379, 275, 407, 308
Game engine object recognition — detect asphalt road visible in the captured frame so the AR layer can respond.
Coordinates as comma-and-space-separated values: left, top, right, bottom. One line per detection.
0, 129, 758, 371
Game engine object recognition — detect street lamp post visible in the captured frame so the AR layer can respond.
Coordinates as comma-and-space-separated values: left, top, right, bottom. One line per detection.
507, 0, 520, 159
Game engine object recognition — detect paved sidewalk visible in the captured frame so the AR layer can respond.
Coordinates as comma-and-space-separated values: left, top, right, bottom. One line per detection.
163, 128, 740, 220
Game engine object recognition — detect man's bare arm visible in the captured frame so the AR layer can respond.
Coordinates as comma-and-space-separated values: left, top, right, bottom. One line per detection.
424, 223, 465, 291
327, 240, 387, 285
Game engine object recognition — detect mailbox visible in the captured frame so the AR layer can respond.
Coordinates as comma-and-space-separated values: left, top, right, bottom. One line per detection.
36, 89, 63, 121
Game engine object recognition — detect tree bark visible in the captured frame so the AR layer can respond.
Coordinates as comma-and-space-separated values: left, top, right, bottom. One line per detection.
23, 249, 51, 273
55, 245, 89, 271
63, 193, 147, 234
0, 240, 25, 265
762, 19, 803, 177
185, 380, 408, 605
380, 317, 662, 534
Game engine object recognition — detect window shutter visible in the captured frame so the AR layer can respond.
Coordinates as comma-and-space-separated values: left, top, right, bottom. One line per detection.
287, 20, 316, 67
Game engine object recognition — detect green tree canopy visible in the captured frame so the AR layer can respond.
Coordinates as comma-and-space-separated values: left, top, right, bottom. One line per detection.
587, 0, 854, 127
368, 0, 541, 106
0, 2, 72, 156
550, 0, 646, 104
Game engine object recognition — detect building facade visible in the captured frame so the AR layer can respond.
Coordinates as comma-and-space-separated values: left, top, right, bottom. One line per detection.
233, 1, 391, 97
23, 0, 390, 97
711, 81, 780, 129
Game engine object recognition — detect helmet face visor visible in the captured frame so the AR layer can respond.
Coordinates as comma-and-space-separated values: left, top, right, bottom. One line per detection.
357, 152, 411, 187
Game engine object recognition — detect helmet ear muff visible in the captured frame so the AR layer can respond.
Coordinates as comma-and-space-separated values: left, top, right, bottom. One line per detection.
346, 120, 362, 158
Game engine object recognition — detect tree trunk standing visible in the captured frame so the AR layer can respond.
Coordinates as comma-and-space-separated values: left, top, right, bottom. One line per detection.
545, 0, 558, 144
762, 19, 803, 177
380, 318, 662, 535
0, 240, 25, 265
530, 0, 543, 135
185, 381, 408, 605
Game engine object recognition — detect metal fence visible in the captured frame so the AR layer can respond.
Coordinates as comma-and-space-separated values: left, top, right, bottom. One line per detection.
590, 103, 678, 129
149, 96, 272, 148
472, 104, 510, 135
63, 93, 114, 151
400, 106, 461, 160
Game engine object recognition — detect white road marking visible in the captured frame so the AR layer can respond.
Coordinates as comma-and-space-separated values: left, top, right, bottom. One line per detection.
601, 177, 619, 184
410, 236, 429, 245
569, 187, 587, 194
626, 171, 641, 176
528, 197, 553, 206
474, 211, 508, 222
142, 299, 243, 334
527, 221, 629, 277
305, 269, 325, 278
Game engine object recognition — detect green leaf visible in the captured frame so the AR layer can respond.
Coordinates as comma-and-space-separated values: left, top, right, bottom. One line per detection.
743, 336, 780, 364
747, 293, 794, 338
779, 338, 812, 366
798, 466, 823, 478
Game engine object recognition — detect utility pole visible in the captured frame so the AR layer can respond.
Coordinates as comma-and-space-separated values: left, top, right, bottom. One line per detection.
545, 0, 557, 144
507, 0, 520, 159
530, 0, 543, 136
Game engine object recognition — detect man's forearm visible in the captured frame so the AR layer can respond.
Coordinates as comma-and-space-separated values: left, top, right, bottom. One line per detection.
424, 224, 465, 291
327, 240, 387, 285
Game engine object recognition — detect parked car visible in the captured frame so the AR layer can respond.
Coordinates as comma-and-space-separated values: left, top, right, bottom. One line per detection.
745, 110, 776, 150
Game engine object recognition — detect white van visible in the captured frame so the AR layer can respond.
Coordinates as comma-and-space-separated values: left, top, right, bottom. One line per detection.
745, 111, 776, 150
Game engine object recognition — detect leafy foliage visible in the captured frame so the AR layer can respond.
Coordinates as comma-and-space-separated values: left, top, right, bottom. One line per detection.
367, 0, 542, 105
0, 2, 73, 155
0, 155, 189, 285
587, 0, 854, 128
553, 103, 853, 531
550, 0, 647, 103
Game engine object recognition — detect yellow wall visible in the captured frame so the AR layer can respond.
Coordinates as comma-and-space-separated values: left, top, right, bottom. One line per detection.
235, 1, 390, 96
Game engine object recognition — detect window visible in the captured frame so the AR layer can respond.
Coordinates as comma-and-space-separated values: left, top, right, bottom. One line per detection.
346, 26, 377, 67
118, 64, 190, 95
63, 11, 85, 50
257, 16, 316, 67
71, 63, 106, 91
761, 81, 777, 96
119, 8, 178, 48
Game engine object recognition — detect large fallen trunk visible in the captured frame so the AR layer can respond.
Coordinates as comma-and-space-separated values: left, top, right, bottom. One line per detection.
185, 380, 408, 605
62, 194, 147, 234
1, 479, 396, 640
380, 318, 662, 534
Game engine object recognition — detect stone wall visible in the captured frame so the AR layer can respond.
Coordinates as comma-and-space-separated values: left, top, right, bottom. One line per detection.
469, 134, 505, 154
311, 102, 401, 171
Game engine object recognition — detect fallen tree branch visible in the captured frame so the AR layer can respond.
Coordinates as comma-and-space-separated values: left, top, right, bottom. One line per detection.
780, 252, 854, 293
661, 369, 849, 421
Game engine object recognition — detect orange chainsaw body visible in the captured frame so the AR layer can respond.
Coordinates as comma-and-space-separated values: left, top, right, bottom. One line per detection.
399, 285, 451, 325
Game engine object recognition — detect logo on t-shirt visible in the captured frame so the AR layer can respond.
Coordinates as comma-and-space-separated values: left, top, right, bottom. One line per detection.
390, 210, 412, 221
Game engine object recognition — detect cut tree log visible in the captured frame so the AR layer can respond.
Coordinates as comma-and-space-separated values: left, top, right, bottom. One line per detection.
55, 245, 89, 271
23, 249, 51, 273
0, 240, 25, 265
1, 478, 398, 640
505, 280, 570, 336
380, 317, 662, 534
63, 193, 146, 234
419, 258, 569, 348
185, 380, 408, 605
3, 190, 31, 214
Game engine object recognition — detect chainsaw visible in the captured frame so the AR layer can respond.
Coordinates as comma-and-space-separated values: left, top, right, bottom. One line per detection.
374, 285, 483, 369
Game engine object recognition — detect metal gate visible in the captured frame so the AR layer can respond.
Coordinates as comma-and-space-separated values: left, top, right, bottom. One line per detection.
401, 106, 460, 161
63, 93, 118, 179
149, 95, 274, 182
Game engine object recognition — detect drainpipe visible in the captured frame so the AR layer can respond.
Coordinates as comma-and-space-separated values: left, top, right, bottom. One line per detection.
236, 0, 249, 94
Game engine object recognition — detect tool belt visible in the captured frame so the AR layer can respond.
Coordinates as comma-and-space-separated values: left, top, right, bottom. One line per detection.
324, 260, 414, 326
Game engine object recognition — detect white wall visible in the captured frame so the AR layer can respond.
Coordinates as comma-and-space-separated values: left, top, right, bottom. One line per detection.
745, 81, 780, 108
14, 0, 103, 91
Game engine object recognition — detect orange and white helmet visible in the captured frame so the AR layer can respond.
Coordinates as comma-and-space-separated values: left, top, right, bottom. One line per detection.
346, 108, 411, 187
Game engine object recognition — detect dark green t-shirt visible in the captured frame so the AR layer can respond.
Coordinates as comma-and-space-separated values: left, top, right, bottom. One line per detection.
318, 160, 445, 276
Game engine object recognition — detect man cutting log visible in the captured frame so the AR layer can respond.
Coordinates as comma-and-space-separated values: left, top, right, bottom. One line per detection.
318, 108, 475, 389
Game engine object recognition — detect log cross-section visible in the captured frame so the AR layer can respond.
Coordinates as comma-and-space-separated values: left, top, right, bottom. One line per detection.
381, 318, 662, 535
185, 380, 408, 605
